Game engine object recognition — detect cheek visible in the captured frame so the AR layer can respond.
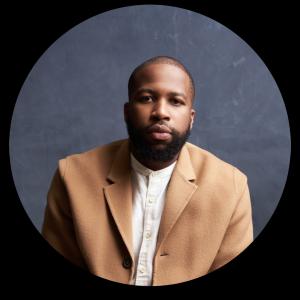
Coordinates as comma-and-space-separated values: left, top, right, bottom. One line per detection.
129, 106, 151, 124
172, 111, 192, 129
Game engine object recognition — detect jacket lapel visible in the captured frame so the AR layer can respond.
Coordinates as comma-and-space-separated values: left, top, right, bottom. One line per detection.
103, 140, 134, 260
155, 144, 198, 254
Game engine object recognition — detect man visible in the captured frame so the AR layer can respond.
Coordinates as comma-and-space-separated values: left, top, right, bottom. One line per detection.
42, 56, 253, 286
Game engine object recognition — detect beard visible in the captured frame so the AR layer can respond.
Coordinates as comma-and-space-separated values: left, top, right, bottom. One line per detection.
125, 118, 191, 162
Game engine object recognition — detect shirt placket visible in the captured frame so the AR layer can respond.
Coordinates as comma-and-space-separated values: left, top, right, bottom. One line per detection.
135, 172, 157, 286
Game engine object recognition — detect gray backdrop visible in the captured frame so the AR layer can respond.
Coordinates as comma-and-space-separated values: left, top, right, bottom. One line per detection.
9, 5, 290, 238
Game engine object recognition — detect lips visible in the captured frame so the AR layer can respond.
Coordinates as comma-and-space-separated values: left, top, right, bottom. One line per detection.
147, 124, 172, 141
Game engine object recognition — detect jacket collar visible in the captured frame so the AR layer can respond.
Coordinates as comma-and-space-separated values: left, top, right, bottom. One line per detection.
106, 140, 131, 182
107, 140, 196, 181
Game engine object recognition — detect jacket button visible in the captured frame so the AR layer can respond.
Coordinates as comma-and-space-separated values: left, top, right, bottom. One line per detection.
122, 256, 132, 269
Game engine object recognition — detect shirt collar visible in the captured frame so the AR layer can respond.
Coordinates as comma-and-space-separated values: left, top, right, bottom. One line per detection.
130, 153, 176, 178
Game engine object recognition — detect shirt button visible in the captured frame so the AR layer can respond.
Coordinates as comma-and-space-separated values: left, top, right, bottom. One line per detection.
148, 197, 154, 203
145, 232, 151, 240
139, 266, 145, 274
122, 256, 132, 269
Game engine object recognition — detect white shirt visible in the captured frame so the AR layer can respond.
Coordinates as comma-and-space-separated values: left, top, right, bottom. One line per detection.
130, 154, 176, 286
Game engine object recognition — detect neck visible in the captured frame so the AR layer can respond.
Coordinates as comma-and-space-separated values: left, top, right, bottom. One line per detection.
130, 144, 179, 171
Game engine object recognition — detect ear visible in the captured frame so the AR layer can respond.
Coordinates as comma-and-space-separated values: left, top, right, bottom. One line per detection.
190, 108, 195, 130
124, 102, 130, 122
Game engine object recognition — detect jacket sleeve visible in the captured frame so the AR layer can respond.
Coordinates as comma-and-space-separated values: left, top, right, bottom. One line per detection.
41, 158, 86, 268
209, 168, 253, 272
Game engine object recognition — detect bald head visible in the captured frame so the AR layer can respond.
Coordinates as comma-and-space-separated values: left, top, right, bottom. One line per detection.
128, 56, 195, 102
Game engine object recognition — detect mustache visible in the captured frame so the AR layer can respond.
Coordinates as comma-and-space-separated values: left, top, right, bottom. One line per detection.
145, 122, 174, 134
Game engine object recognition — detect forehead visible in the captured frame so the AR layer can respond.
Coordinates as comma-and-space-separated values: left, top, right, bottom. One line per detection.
133, 63, 191, 93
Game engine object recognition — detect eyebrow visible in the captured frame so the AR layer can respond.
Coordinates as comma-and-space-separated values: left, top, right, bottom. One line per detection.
135, 88, 187, 99
168, 92, 187, 99
135, 88, 155, 95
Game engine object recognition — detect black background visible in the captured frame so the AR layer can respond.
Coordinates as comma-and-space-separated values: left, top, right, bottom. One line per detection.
2, 0, 298, 296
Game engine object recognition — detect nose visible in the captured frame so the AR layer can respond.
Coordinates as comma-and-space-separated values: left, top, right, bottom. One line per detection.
150, 99, 170, 121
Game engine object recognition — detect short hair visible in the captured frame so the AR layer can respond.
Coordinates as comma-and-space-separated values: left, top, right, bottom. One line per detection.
128, 56, 195, 102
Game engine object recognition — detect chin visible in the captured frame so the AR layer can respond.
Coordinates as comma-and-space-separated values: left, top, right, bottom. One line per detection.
149, 140, 172, 147
150, 143, 169, 150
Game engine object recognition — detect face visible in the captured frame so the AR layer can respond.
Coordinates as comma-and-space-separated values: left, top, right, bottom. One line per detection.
124, 63, 195, 162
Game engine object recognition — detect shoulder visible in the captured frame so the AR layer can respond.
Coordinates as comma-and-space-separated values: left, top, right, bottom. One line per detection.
185, 142, 248, 194
57, 139, 127, 179
66, 139, 126, 161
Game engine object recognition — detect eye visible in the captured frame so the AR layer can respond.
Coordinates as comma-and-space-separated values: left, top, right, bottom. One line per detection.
138, 95, 153, 103
170, 98, 183, 106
